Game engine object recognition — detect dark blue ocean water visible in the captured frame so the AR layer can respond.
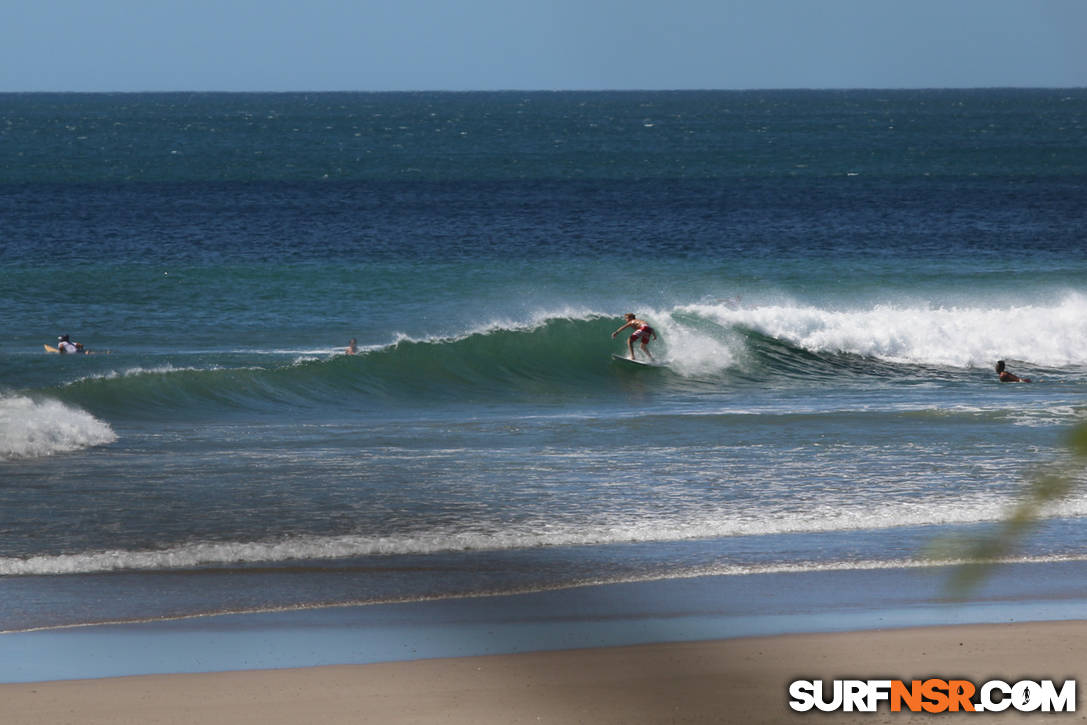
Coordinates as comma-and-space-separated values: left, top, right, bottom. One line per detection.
1, 90, 1086, 632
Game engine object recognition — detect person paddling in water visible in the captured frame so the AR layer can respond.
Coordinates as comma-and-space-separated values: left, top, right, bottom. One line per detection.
995, 360, 1031, 383
56, 334, 95, 354
612, 313, 657, 361
56, 334, 79, 354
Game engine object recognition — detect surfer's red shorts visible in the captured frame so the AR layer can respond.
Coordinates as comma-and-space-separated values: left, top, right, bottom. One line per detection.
630, 327, 653, 343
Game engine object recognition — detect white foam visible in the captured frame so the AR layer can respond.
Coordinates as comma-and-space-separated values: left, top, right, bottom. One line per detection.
0, 396, 117, 461
5, 486, 1086, 576
434, 306, 608, 342
654, 319, 739, 376
677, 291, 1087, 368
67, 364, 209, 384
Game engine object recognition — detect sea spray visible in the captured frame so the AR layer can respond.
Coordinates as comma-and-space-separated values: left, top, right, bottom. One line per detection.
0, 396, 117, 460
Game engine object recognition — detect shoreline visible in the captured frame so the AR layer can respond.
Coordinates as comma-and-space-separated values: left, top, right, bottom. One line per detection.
4, 621, 1084, 724
4, 559, 1087, 684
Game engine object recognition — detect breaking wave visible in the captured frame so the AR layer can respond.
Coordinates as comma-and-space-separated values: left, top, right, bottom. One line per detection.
6, 484, 1087, 576
25, 293, 1087, 418
0, 395, 117, 461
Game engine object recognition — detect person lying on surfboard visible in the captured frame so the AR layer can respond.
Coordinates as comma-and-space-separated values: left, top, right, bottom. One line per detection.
611, 313, 657, 361
53, 334, 97, 354
56, 334, 79, 354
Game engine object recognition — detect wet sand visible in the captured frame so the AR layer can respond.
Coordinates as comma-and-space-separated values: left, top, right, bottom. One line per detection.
4, 620, 1083, 724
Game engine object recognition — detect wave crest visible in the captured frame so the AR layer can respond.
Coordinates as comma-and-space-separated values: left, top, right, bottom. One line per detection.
676, 292, 1087, 368
33, 296, 1087, 419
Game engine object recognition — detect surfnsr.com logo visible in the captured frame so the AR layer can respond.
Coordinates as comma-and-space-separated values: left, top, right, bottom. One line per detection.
789, 679, 1076, 713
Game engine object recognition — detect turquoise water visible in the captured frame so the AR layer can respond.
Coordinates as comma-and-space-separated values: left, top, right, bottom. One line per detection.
1, 90, 1085, 632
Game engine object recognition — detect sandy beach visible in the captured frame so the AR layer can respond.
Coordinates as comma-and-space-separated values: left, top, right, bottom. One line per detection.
4, 620, 1083, 724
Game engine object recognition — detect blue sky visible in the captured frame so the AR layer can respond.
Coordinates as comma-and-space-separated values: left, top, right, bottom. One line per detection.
3, 0, 1085, 91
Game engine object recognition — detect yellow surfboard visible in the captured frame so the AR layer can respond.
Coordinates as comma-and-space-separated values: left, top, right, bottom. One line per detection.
44, 344, 59, 353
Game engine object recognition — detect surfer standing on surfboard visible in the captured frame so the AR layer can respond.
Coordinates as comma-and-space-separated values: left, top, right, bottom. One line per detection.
611, 313, 657, 361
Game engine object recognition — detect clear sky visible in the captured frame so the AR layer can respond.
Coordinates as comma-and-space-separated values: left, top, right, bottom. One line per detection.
3, 0, 1085, 92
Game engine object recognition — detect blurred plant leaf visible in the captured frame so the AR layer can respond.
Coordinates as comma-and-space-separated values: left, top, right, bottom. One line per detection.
932, 422, 1086, 597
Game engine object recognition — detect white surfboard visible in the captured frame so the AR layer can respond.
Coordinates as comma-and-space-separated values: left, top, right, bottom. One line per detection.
611, 353, 658, 367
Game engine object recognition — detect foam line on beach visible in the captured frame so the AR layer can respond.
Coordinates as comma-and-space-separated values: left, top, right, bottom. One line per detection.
3, 560, 1087, 683
5, 553, 1087, 635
